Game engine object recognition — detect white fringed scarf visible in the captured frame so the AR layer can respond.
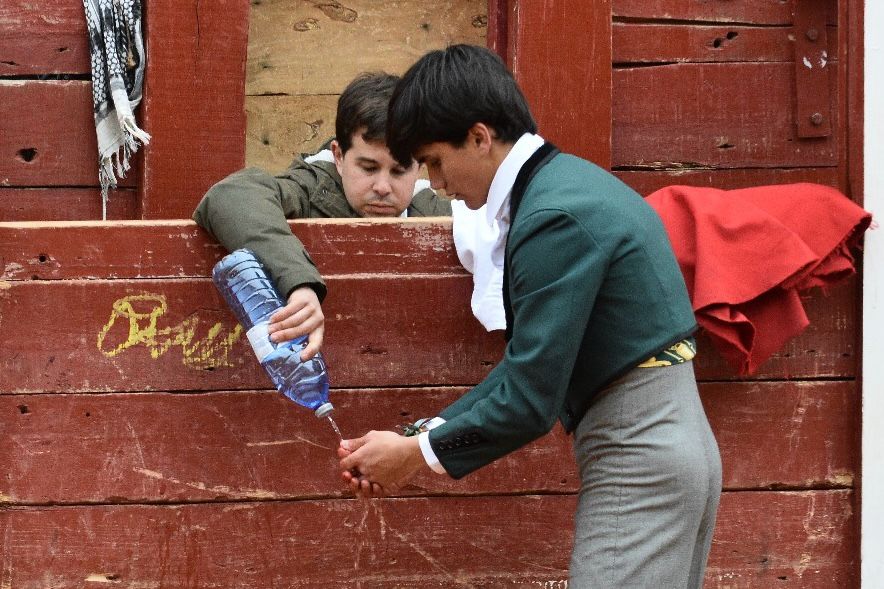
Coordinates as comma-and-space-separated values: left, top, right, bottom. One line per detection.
83, 0, 150, 219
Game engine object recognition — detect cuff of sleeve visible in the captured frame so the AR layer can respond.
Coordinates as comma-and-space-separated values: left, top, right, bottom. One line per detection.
418, 431, 447, 475
280, 277, 327, 303
422, 416, 446, 431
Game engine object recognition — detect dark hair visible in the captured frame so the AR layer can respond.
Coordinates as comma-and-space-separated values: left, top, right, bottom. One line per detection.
335, 72, 400, 154
387, 44, 537, 166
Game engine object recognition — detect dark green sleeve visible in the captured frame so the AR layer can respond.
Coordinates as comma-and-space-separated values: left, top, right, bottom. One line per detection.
438, 362, 505, 420
192, 167, 327, 301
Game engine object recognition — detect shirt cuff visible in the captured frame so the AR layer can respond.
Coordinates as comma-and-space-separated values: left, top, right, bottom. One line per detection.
422, 416, 446, 431
418, 431, 447, 475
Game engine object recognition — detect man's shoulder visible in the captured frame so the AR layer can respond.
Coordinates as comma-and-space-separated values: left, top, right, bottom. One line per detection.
280, 153, 358, 216
530, 154, 643, 209
284, 152, 339, 184
408, 188, 452, 217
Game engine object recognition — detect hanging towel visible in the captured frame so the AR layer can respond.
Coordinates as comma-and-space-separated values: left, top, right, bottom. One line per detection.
83, 0, 150, 219
451, 200, 507, 331
647, 183, 872, 374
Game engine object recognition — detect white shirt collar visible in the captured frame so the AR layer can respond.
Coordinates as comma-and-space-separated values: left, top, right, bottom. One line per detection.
485, 133, 545, 226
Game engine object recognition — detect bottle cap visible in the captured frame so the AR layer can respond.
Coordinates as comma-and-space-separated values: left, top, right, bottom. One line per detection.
314, 402, 334, 418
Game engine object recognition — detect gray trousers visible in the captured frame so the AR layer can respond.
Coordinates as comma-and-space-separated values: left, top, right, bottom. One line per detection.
569, 361, 721, 589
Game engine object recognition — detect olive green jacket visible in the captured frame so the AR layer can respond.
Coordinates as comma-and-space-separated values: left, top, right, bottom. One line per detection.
193, 153, 451, 300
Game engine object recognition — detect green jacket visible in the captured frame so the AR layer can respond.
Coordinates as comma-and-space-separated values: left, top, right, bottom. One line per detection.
429, 149, 697, 479
193, 154, 452, 300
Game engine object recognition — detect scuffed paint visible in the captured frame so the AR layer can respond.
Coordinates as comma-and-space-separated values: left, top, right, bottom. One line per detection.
96, 293, 241, 369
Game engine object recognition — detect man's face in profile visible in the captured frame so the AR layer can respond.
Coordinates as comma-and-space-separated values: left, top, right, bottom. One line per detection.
333, 134, 420, 217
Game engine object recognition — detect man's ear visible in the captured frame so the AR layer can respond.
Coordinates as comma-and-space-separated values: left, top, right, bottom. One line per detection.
467, 123, 495, 152
331, 140, 344, 173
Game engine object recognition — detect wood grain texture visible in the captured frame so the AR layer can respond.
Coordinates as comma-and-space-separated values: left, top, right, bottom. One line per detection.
0, 219, 464, 281
0, 221, 859, 388
507, 0, 612, 166
1, 388, 576, 504
0, 491, 855, 588
846, 0, 863, 202
611, 0, 836, 25
139, 0, 250, 219
245, 94, 337, 172
246, 0, 487, 96
615, 167, 842, 197
612, 63, 839, 169
0, 381, 854, 505
0, 276, 502, 393
0, 277, 859, 392
0, 1, 90, 75
0, 81, 136, 189
0, 188, 137, 222
614, 23, 838, 64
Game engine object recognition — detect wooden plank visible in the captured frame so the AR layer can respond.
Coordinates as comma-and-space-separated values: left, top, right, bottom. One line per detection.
614, 23, 838, 64
0, 1, 90, 75
615, 168, 842, 197
0, 277, 503, 393
706, 490, 856, 588
486, 0, 508, 60
1, 497, 573, 588
612, 0, 836, 25
846, 0, 863, 202
792, 0, 834, 138
139, 0, 250, 219
0, 219, 465, 281
0, 491, 855, 588
1, 388, 577, 504
507, 0, 612, 166
0, 188, 136, 222
835, 0, 852, 196
246, 0, 487, 97
0, 81, 134, 188
245, 94, 337, 172
0, 222, 858, 384
0, 277, 858, 392
612, 63, 839, 169
702, 381, 856, 490
0, 381, 854, 504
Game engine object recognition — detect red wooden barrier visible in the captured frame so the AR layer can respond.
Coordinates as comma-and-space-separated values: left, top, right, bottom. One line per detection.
1, 0, 862, 586
0, 492, 855, 587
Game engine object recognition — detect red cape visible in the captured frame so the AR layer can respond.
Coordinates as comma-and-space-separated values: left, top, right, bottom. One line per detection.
646, 183, 872, 374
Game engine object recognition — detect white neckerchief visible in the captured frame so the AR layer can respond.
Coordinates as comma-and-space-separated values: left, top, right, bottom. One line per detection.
451, 133, 545, 331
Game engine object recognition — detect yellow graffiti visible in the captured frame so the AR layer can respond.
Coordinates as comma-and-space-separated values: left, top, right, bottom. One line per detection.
97, 293, 242, 369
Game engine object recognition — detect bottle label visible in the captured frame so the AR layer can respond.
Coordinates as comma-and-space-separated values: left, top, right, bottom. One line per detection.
246, 322, 275, 362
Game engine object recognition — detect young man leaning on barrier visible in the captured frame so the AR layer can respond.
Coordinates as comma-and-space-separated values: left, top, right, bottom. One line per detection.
193, 72, 451, 360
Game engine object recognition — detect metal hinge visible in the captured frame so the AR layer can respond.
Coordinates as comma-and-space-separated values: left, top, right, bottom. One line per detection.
792, 0, 833, 138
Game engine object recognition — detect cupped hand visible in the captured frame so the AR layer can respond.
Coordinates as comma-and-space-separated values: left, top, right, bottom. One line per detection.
337, 431, 424, 497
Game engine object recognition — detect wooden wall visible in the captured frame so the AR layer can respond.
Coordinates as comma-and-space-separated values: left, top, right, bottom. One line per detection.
245, 0, 487, 171
0, 219, 858, 587
0, 0, 250, 221
0, 0, 862, 587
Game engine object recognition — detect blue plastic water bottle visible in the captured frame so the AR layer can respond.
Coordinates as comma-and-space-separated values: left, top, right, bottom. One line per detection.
212, 249, 333, 418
